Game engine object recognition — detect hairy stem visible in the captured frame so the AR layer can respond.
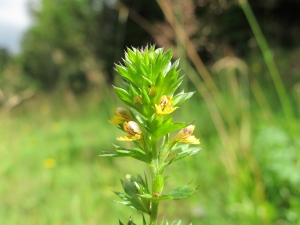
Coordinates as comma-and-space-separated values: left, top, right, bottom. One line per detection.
150, 138, 160, 225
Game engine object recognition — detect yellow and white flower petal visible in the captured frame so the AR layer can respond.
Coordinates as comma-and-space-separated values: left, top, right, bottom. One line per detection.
155, 95, 178, 116
116, 134, 142, 141
177, 135, 200, 144
172, 125, 200, 144
108, 107, 133, 124
174, 125, 195, 139
123, 121, 142, 136
116, 121, 143, 141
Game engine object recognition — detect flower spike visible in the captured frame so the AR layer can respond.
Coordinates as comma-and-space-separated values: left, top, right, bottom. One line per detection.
103, 46, 201, 223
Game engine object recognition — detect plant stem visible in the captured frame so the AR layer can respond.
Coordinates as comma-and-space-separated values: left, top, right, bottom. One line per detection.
150, 138, 160, 225
150, 200, 159, 225
238, 0, 294, 123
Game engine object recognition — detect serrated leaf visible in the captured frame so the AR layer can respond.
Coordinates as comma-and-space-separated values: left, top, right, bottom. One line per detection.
171, 59, 180, 69
154, 119, 188, 139
142, 214, 147, 225
172, 221, 182, 225
114, 87, 133, 104
160, 218, 184, 225
129, 85, 140, 97
140, 62, 150, 80
127, 108, 150, 132
127, 216, 137, 225
155, 67, 181, 98
163, 183, 198, 200
142, 75, 153, 86
116, 65, 129, 78
168, 147, 202, 165
99, 151, 119, 157
139, 183, 198, 201
172, 91, 195, 107
99, 145, 151, 163
114, 175, 151, 214
141, 88, 151, 105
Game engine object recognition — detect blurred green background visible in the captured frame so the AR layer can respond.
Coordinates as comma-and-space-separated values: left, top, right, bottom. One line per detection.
1, 0, 300, 224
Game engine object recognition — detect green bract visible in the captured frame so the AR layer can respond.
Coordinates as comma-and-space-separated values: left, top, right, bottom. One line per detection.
114, 46, 189, 118
100, 46, 201, 225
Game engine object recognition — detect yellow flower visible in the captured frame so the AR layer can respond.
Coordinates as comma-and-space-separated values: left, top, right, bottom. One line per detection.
172, 125, 200, 144
117, 121, 142, 141
108, 107, 133, 124
43, 158, 56, 169
155, 95, 178, 116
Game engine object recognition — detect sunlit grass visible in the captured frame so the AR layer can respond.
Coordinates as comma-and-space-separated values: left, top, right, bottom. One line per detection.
0, 91, 145, 224
1, 79, 299, 225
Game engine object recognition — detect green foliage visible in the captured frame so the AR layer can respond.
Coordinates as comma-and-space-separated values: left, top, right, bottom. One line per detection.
115, 175, 151, 215
114, 46, 185, 118
20, 0, 105, 89
1, 82, 299, 224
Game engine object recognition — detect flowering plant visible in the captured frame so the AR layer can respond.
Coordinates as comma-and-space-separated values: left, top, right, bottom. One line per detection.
101, 46, 201, 225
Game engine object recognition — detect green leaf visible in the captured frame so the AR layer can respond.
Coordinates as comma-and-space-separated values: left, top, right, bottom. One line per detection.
129, 84, 140, 97
167, 76, 183, 96
127, 108, 151, 132
155, 67, 182, 98
168, 147, 202, 165
160, 220, 183, 225
171, 59, 180, 70
114, 175, 151, 214
99, 145, 151, 164
114, 87, 132, 105
142, 214, 147, 225
139, 183, 198, 201
116, 65, 129, 79
162, 183, 198, 200
141, 75, 153, 86
127, 217, 137, 225
127, 48, 136, 61
172, 91, 195, 107
154, 118, 188, 139
162, 61, 171, 75
116, 64, 138, 87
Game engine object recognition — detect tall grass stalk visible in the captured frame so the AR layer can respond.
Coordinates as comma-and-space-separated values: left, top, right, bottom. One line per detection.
156, 0, 273, 223
238, 0, 294, 125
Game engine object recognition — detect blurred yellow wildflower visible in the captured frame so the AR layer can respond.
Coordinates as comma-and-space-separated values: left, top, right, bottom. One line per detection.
155, 95, 178, 116
43, 158, 56, 169
108, 107, 133, 124
117, 121, 142, 141
172, 125, 200, 144
51, 122, 61, 132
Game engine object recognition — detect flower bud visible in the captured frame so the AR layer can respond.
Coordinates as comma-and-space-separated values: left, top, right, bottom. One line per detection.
108, 107, 132, 124
133, 96, 143, 104
172, 125, 200, 144
148, 85, 157, 98
124, 121, 142, 136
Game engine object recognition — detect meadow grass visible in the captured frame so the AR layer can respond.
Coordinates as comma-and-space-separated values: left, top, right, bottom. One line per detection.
1, 80, 299, 225
0, 91, 145, 224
